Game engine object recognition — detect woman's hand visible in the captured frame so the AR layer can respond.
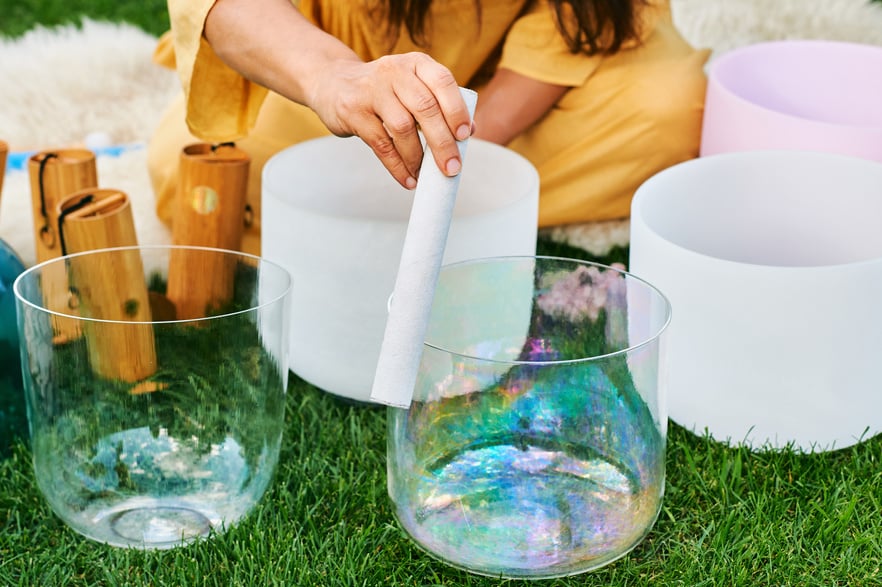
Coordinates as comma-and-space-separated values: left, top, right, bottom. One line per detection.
308, 52, 472, 189
205, 0, 472, 189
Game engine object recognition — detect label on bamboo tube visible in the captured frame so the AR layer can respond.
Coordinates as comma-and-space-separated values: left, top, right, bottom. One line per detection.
59, 189, 158, 384
27, 149, 98, 263
191, 186, 219, 215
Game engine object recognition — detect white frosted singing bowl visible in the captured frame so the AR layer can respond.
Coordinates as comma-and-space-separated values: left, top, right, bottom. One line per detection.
262, 136, 539, 403
629, 150, 882, 451
701, 40, 882, 162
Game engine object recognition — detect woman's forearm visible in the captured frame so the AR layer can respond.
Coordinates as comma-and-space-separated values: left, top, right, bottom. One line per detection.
202, 0, 473, 186
473, 68, 568, 146
204, 0, 361, 110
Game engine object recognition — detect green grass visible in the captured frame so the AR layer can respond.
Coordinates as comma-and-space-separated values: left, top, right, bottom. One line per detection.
3, 375, 882, 586
0, 0, 169, 38
3, 3, 882, 585
2, 237, 881, 586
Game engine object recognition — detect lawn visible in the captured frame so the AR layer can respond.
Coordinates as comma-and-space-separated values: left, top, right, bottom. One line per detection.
0, 0, 170, 38
3, 351, 882, 586
2, 3, 882, 586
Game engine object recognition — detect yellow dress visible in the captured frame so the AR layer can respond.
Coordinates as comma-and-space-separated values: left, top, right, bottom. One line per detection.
148, 0, 709, 255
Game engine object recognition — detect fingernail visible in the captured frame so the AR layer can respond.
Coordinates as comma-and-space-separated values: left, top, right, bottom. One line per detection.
456, 124, 471, 141
405, 176, 417, 189
445, 158, 461, 176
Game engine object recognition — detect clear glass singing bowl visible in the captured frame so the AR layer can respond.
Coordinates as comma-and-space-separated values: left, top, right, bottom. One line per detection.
386, 256, 671, 579
14, 245, 291, 549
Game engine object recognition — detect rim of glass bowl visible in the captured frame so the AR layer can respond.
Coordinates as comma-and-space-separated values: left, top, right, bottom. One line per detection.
12, 244, 293, 325
421, 254, 672, 367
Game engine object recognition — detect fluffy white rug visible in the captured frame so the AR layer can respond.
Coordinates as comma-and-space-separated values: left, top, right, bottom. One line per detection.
0, 20, 178, 266
2, 1, 882, 267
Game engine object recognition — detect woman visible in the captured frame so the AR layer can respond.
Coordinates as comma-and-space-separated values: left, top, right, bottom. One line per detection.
148, 0, 709, 254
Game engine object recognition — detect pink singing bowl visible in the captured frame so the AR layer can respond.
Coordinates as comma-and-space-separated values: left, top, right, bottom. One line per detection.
700, 40, 882, 162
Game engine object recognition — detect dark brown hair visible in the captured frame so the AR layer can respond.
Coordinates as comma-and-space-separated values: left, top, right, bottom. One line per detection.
552, 0, 649, 54
382, 0, 648, 55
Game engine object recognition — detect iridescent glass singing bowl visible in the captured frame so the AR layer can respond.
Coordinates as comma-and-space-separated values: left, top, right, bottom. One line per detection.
386, 256, 671, 579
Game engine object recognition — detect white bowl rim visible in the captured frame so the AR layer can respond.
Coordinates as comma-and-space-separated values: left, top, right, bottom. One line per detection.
632, 150, 882, 271
262, 135, 540, 222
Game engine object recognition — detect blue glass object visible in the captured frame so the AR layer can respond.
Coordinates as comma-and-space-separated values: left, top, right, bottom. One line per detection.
0, 237, 26, 457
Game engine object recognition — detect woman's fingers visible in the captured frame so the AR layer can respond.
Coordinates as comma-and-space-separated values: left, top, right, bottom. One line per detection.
409, 54, 472, 176
312, 53, 472, 189
371, 53, 470, 182
372, 91, 424, 183
356, 114, 419, 189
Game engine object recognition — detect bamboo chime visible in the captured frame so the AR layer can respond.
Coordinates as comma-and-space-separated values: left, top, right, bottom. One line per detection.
27, 150, 156, 386
25, 143, 251, 386
28, 149, 98, 263
166, 142, 251, 320
57, 189, 157, 383
27, 149, 98, 344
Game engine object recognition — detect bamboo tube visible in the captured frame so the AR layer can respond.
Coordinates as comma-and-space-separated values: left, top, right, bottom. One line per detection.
28, 149, 98, 263
28, 150, 98, 343
167, 143, 250, 320
59, 188, 157, 383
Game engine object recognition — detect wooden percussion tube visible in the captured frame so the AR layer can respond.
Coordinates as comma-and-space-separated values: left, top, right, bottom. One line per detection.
59, 188, 157, 383
167, 143, 250, 320
28, 149, 98, 263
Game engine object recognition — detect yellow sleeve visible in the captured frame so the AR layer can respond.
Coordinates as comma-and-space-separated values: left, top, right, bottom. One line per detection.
166, 0, 268, 142
497, 0, 601, 87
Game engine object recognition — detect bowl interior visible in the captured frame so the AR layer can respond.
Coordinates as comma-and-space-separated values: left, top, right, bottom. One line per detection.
262, 136, 539, 221
711, 41, 882, 127
634, 151, 882, 267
